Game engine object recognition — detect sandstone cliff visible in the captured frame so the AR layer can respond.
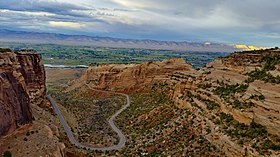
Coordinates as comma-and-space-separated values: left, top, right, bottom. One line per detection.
16, 51, 47, 108
79, 58, 193, 92
0, 50, 46, 136
0, 49, 65, 157
166, 49, 280, 156
205, 49, 280, 135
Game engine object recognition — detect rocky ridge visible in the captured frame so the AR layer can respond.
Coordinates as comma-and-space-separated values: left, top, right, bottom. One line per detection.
0, 29, 241, 52
76, 48, 280, 156
79, 58, 194, 92
0, 49, 65, 157
0, 49, 47, 136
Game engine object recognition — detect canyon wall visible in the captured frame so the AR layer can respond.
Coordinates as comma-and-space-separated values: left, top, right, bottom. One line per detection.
80, 58, 193, 92
0, 50, 46, 136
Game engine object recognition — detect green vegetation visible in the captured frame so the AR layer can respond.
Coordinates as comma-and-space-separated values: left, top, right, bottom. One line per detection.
206, 100, 219, 110
202, 71, 211, 75
245, 50, 280, 84
231, 99, 253, 109
259, 139, 280, 151
198, 83, 212, 89
227, 122, 267, 139
113, 84, 221, 156
262, 55, 280, 71
249, 94, 265, 101
194, 95, 219, 110
213, 82, 253, 109
0, 48, 12, 52
26, 131, 30, 136
46, 69, 127, 147
214, 82, 248, 96
48, 85, 124, 146
238, 47, 278, 54
0, 42, 228, 68
3, 151, 12, 157
218, 113, 280, 154
246, 69, 280, 84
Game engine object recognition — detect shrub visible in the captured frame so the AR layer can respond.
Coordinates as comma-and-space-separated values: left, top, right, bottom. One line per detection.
206, 101, 219, 110
0, 48, 12, 53
202, 71, 211, 75
232, 100, 254, 109
3, 151, 12, 157
214, 83, 248, 96
220, 113, 233, 123
26, 131, 30, 136
249, 94, 265, 101
198, 83, 212, 89
246, 54, 280, 84
214, 119, 221, 125
238, 139, 244, 145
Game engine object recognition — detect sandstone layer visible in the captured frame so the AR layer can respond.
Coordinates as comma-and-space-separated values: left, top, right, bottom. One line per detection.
80, 58, 193, 92
0, 50, 46, 136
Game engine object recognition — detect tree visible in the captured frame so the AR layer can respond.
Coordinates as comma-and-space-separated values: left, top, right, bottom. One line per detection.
3, 151, 12, 157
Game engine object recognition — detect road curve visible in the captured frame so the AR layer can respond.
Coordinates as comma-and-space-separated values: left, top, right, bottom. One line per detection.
48, 84, 130, 151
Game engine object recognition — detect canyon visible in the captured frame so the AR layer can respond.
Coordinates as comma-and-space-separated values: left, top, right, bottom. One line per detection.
64, 48, 280, 156
1, 48, 280, 156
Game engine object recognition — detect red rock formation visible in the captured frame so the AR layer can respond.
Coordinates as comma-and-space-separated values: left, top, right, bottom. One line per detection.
15, 51, 47, 107
80, 58, 192, 92
0, 50, 46, 136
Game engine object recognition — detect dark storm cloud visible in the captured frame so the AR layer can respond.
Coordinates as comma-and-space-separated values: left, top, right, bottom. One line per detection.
0, 0, 88, 14
0, 0, 110, 29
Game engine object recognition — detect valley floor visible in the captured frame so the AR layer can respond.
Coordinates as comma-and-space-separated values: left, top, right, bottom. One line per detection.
45, 49, 280, 157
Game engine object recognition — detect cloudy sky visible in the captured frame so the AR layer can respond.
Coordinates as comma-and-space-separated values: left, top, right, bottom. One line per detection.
0, 0, 279, 46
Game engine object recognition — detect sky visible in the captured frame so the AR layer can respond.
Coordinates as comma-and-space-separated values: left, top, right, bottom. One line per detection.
0, 0, 279, 46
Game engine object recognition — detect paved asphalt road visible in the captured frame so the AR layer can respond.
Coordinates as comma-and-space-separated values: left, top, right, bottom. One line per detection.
48, 84, 130, 151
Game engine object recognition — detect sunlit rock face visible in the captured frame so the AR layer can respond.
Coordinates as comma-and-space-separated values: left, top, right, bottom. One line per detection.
80, 58, 193, 92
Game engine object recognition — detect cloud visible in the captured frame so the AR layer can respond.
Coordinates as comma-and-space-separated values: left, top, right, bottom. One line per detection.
48, 21, 85, 28
0, 0, 279, 46
112, 0, 223, 18
0, 0, 88, 13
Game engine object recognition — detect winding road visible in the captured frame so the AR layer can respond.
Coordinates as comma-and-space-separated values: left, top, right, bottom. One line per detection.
48, 84, 130, 151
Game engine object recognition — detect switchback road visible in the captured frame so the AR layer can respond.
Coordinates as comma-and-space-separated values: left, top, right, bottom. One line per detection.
48, 84, 130, 151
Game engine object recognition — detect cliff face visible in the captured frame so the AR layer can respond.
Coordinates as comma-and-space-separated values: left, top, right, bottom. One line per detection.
79, 58, 193, 92
166, 49, 280, 156
16, 51, 47, 107
0, 50, 46, 136
206, 49, 280, 135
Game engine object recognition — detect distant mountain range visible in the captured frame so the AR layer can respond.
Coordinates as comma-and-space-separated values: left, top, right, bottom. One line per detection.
0, 29, 260, 52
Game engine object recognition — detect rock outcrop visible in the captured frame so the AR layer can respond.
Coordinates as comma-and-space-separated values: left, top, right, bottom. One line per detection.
16, 51, 47, 107
0, 49, 46, 136
80, 58, 193, 92
209, 50, 280, 135
0, 49, 65, 157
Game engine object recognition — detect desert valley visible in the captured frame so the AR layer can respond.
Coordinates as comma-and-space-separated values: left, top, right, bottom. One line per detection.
1, 1, 280, 157
1, 47, 280, 156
